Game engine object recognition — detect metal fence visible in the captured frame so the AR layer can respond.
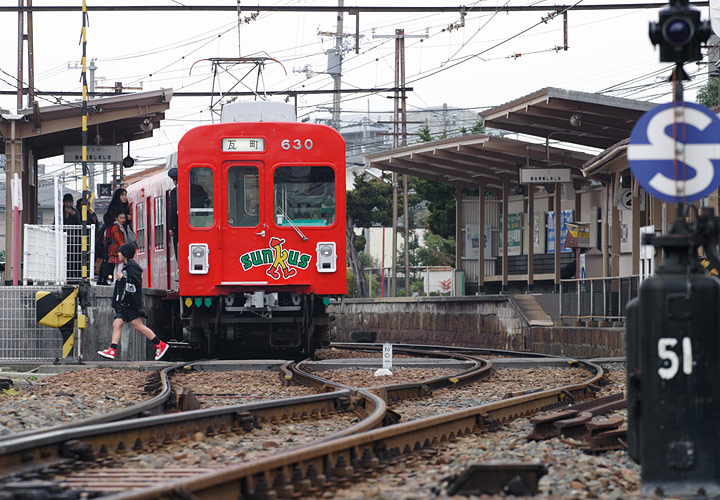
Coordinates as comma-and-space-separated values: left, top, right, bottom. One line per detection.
560, 276, 640, 323
23, 224, 95, 284
0, 286, 63, 360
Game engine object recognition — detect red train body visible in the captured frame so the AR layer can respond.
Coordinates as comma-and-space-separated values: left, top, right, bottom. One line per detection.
126, 114, 346, 356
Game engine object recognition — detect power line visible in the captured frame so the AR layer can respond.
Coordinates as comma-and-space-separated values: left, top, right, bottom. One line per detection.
0, 3, 708, 13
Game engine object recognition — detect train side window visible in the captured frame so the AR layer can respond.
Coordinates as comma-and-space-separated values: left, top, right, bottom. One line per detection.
274, 166, 335, 227
227, 166, 259, 227
189, 167, 213, 228
154, 197, 164, 249
136, 202, 146, 252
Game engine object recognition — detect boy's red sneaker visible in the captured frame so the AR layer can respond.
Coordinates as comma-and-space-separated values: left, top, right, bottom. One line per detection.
98, 347, 116, 360
155, 341, 169, 361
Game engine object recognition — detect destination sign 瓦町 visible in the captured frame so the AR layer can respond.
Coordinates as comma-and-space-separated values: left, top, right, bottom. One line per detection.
222, 138, 265, 152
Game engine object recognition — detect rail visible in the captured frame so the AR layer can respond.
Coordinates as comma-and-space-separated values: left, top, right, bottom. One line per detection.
559, 275, 639, 324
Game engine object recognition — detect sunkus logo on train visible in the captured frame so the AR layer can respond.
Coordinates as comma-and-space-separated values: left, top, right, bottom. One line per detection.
240, 237, 311, 280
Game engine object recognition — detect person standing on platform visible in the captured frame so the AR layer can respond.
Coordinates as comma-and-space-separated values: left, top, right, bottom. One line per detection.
103, 188, 132, 229
167, 168, 178, 263
63, 194, 81, 226
98, 242, 169, 361
107, 212, 128, 279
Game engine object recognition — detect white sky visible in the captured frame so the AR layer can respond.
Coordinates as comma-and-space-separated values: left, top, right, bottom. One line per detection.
0, 1, 713, 181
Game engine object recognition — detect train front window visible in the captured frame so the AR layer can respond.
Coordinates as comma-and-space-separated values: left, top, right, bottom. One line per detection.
227, 166, 260, 227
189, 167, 214, 228
274, 166, 335, 227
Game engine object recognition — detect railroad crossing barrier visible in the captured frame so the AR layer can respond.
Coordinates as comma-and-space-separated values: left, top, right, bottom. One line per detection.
35, 286, 87, 360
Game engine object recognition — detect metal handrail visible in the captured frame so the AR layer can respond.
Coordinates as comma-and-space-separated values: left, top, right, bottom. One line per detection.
560, 275, 640, 323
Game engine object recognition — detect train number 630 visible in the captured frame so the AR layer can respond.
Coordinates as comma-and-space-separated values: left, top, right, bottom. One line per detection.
281, 139, 314, 150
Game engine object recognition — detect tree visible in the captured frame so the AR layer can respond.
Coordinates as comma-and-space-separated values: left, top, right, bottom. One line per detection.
470, 119, 486, 134
697, 77, 718, 108
410, 176, 456, 238
417, 120, 432, 143
415, 233, 455, 267
346, 173, 393, 297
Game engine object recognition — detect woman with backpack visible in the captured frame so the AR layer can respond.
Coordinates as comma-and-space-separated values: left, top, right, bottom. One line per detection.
103, 188, 132, 228
99, 188, 133, 284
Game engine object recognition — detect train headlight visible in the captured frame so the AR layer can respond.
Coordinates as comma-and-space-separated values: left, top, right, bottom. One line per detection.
316, 242, 336, 273
188, 243, 209, 274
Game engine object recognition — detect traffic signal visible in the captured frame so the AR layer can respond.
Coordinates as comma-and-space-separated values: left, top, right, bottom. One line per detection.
649, 0, 711, 65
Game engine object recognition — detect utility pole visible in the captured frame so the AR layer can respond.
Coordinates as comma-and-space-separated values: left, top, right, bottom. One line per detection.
16, 0, 34, 110
330, 0, 344, 130
391, 29, 406, 297
375, 28, 418, 296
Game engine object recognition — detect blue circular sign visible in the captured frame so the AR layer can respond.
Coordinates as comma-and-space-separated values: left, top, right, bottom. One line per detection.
628, 101, 720, 203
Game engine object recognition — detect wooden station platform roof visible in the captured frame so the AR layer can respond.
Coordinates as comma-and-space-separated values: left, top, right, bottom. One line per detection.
366, 87, 655, 190
0, 88, 173, 159
365, 133, 595, 193
480, 87, 654, 151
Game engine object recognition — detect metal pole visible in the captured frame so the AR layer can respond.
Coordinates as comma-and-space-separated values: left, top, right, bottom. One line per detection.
399, 30, 409, 296
80, 0, 90, 285
603, 278, 607, 322
331, 0, 344, 130
25, 0, 34, 108
16, 0, 24, 111
577, 277, 580, 320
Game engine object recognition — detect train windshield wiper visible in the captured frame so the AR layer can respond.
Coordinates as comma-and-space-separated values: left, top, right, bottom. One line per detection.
275, 205, 308, 241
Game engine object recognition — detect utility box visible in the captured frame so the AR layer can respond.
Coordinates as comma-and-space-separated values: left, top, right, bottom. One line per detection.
627, 217, 720, 498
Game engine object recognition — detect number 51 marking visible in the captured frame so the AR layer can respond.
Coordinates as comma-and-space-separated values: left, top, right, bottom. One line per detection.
658, 337, 693, 380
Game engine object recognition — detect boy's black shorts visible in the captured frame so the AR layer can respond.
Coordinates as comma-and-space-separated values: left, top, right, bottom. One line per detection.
114, 307, 147, 323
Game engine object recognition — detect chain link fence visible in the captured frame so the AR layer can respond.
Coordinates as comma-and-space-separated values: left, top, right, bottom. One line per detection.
560, 276, 639, 324
0, 286, 63, 360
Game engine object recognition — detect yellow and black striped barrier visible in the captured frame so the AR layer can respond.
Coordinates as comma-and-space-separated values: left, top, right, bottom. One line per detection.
700, 258, 719, 276
36, 286, 80, 359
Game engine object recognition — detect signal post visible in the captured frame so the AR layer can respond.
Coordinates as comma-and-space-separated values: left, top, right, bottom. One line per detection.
626, 1, 720, 496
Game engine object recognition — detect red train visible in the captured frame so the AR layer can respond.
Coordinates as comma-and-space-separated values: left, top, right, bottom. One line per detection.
125, 103, 346, 356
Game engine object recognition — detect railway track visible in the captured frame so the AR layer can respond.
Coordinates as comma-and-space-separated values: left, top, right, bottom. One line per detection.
0, 347, 609, 498
0, 347, 491, 488
107, 358, 603, 499
0, 361, 193, 444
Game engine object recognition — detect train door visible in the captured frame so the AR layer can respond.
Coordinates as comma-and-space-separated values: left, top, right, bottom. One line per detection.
164, 191, 172, 290
147, 195, 154, 287
221, 163, 266, 285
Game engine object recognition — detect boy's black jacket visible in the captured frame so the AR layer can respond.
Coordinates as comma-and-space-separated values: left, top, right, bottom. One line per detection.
112, 260, 144, 310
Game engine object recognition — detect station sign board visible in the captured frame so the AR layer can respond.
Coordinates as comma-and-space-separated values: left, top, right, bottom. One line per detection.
63, 145, 123, 163
520, 168, 571, 184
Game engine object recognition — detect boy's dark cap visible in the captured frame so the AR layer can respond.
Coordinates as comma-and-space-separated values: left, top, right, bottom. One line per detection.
63, 193, 73, 202
119, 242, 137, 259
168, 167, 178, 179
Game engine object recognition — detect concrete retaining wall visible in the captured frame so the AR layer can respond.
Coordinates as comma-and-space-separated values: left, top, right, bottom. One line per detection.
526, 326, 624, 358
329, 296, 625, 358
329, 296, 527, 350
83, 285, 165, 362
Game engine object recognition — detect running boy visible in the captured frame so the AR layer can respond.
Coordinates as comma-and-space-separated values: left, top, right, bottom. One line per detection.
98, 242, 170, 361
